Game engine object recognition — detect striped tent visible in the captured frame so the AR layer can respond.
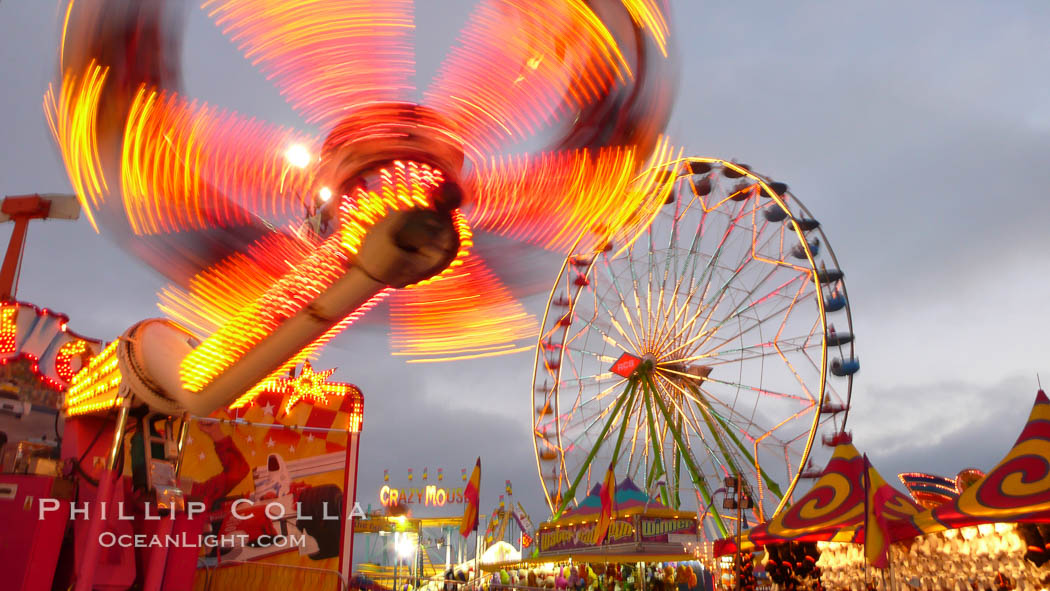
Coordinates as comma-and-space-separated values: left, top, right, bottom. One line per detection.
715, 443, 922, 556
891, 390, 1050, 541
556, 476, 682, 525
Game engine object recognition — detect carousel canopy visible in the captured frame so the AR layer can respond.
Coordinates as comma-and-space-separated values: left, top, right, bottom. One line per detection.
891, 389, 1050, 541
534, 477, 699, 563
715, 443, 923, 556
553, 477, 691, 526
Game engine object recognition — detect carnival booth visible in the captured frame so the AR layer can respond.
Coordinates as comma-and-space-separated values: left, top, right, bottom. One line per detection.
713, 439, 924, 589
473, 478, 712, 591
535, 477, 700, 563
0, 301, 104, 591
865, 389, 1050, 589
717, 390, 1050, 590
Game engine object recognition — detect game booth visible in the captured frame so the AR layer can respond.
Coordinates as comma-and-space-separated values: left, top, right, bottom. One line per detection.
714, 390, 1050, 590
479, 478, 714, 591
0, 204, 366, 590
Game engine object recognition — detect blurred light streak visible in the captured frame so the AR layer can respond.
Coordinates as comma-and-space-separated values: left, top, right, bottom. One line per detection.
159, 231, 315, 337
467, 138, 676, 253
204, 0, 416, 128
121, 87, 319, 235
391, 254, 538, 361
43, 62, 109, 232
620, 0, 670, 57
426, 0, 630, 154
338, 160, 448, 255
179, 234, 352, 395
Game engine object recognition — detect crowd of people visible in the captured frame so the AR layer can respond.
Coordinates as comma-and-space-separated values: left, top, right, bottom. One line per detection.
385, 562, 714, 591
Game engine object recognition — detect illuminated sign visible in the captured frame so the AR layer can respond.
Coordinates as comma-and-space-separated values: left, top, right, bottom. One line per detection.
536, 515, 698, 553
610, 352, 642, 378
380, 485, 467, 507
0, 301, 102, 397
538, 519, 634, 552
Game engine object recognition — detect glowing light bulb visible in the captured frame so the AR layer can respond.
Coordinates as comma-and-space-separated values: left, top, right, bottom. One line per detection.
285, 143, 312, 168
319, 187, 333, 202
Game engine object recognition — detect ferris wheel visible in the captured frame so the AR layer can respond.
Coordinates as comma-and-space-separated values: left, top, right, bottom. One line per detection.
531, 158, 859, 537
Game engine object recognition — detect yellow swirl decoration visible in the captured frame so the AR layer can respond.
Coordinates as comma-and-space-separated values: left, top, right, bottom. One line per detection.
904, 393, 1050, 538
765, 444, 865, 539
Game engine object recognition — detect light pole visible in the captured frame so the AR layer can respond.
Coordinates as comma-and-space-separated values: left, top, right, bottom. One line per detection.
722, 475, 753, 591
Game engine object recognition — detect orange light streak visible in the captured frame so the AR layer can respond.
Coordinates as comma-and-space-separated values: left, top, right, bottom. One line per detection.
391, 254, 537, 361
468, 139, 674, 253
620, 0, 670, 57
227, 287, 393, 409
173, 157, 476, 402
44, 61, 110, 232
159, 231, 317, 336
180, 234, 352, 395
339, 160, 448, 256
426, 0, 629, 155
121, 87, 319, 235
203, 0, 415, 128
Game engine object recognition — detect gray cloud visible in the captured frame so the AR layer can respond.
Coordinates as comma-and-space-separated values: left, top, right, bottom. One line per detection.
851, 374, 1040, 481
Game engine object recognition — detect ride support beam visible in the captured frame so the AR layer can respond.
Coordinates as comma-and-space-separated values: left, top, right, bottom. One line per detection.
554, 381, 632, 518
646, 374, 728, 536
0, 195, 50, 301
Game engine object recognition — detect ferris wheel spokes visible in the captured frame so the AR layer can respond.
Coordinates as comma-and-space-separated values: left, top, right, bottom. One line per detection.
533, 158, 857, 539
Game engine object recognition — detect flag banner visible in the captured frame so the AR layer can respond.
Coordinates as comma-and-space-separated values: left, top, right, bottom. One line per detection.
515, 502, 535, 532
864, 454, 894, 568
594, 463, 616, 545
460, 458, 481, 538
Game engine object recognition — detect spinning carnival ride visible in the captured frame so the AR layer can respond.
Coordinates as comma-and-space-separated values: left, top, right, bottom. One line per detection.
41, 1, 678, 590
53, 0, 677, 417
532, 158, 859, 538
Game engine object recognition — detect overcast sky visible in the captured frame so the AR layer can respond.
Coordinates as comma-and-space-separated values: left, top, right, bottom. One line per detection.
2, 0, 1049, 552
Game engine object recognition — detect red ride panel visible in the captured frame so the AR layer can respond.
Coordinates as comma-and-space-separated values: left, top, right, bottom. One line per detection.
0, 474, 70, 591
610, 353, 642, 378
